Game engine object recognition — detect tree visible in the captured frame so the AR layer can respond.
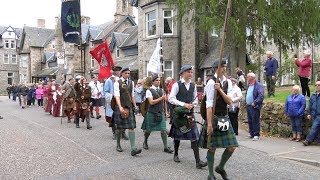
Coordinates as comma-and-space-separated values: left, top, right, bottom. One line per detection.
166, 0, 320, 51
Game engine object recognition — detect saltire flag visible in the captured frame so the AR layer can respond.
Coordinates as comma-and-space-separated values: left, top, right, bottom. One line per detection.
61, 0, 81, 44
147, 38, 161, 74
89, 40, 115, 80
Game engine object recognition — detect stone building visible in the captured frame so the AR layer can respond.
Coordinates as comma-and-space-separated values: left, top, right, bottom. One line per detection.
0, 26, 22, 91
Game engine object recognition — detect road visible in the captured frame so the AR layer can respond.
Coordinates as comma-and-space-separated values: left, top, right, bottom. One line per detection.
0, 96, 319, 180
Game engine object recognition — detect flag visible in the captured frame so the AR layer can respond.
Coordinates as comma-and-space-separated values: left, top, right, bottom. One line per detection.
147, 38, 161, 74
61, 0, 81, 44
89, 40, 115, 80
130, 0, 138, 7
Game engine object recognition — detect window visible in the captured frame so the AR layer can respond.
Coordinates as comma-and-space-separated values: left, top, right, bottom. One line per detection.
11, 55, 17, 64
4, 54, 9, 64
164, 61, 173, 78
116, 47, 120, 58
11, 40, 16, 49
21, 56, 28, 68
90, 56, 95, 68
4, 40, 9, 48
163, 10, 173, 35
146, 11, 156, 37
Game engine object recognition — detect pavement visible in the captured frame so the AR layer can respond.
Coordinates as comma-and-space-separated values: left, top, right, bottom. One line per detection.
192, 106, 320, 168
0, 96, 320, 179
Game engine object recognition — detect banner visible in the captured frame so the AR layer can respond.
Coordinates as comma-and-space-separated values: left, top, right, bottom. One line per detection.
147, 38, 161, 74
61, 0, 81, 44
89, 40, 115, 80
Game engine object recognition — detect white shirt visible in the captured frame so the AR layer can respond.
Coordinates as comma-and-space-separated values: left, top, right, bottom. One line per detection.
146, 85, 164, 99
228, 84, 243, 107
169, 78, 198, 107
205, 74, 232, 108
89, 80, 102, 99
114, 77, 135, 97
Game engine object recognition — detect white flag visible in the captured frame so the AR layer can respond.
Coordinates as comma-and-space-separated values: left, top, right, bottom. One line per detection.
147, 38, 161, 74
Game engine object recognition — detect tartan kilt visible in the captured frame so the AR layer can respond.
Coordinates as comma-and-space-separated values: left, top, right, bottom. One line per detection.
141, 112, 166, 131
63, 98, 74, 112
91, 98, 102, 106
168, 121, 199, 141
198, 119, 239, 149
113, 105, 136, 129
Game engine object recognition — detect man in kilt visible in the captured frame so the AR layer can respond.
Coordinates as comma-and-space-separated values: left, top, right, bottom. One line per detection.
62, 78, 76, 123
103, 66, 128, 140
113, 67, 141, 156
141, 74, 173, 153
199, 59, 238, 180
168, 65, 207, 169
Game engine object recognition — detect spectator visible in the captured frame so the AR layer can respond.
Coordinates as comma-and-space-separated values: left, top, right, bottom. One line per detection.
20, 83, 28, 108
235, 67, 246, 91
196, 77, 204, 103
295, 49, 312, 98
6, 84, 13, 99
27, 84, 35, 107
264, 51, 278, 97
245, 72, 264, 141
36, 84, 44, 107
303, 80, 320, 146
284, 85, 306, 142
228, 78, 243, 135
134, 79, 144, 115
205, 73, 213, 84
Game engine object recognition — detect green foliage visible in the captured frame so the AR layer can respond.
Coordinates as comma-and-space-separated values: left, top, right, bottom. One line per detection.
277, 51, 299, 84
166, 0, 320, 51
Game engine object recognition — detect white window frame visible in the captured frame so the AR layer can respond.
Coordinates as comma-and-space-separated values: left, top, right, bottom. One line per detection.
21, 56, 28, 68
10, 40, 16, 49
90, 56, 95, 68
146, 10, 157, 37
4, 40, 9, 49
11, 54, 17, 64
163, 10, 173, 35
116, 47, 120, 58
4, 54, 9, 64
163, 60, 174, 78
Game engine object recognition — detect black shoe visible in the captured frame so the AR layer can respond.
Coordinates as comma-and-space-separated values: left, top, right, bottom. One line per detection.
208, 175, 216, 180
116, 145, 123, 152
122, 133, 129, 140
96, 115, 101, 119
0, 116, 3, 119
164, 147, 173, 154
87, 125, 92, 129
76, 124, 80, 128
303, 140, 311, 146
173, 155, 180, 163
196, 160, 208, 169
215, 166, 230, 180
143, 142, 149, 150
131, 148, 142, 156
91, 114, 95, 118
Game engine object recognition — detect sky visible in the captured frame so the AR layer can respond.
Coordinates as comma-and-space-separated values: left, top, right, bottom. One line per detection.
0, 0, 137, 29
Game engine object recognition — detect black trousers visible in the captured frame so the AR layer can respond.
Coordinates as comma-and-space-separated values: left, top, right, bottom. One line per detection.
299, 76, 310, 97
228, 108, 239, 135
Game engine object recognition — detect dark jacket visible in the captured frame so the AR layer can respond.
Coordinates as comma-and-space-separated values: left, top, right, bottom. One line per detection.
20, 86, 29, 96
27, 87, 36, 101
264, 57, 278, 76
309, 92, 320, 120
285, 94, 306, 117
246, 81, 264, 110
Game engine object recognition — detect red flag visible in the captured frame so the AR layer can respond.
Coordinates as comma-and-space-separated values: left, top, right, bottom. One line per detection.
89, 40, 115, 80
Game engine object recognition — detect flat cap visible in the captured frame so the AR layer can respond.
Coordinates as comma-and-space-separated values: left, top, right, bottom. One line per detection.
212, 58, 228, 68
112, 66, 122, 71
120, 67, 130, 73
152, 74, 160, 82
179, 65, 193, 75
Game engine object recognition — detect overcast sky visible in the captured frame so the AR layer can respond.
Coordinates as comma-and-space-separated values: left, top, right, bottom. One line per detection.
0, 0, 137, 29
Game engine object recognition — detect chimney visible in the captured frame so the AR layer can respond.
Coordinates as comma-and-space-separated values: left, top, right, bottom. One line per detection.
37, 19, 46, 28
81, 16, 91, 25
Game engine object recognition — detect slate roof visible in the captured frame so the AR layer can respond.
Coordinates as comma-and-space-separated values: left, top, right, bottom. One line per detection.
119, 26, 138, 48
23, 26, 54, 47
200, 38, 230, 69
81, 24, 102, 44
42, 52, 56, 64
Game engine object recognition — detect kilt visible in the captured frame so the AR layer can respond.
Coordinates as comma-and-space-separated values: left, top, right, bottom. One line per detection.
141, 112, 166, 131
113, 105, 136, 129
198, 120, 239, 149
91, 98, 102, 106
168, 121, 199, 141
63, 97, 74, 112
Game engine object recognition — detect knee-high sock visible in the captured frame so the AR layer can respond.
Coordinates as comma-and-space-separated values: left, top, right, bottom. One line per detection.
144, 131, 151, 144
116, 129, 121, 147
191, 141, 200, 163
174, 140, 180, 156
128, 131, 137, 150
161, 131, 168, 149
207, 150, 215, 176
218, 149, 233, 170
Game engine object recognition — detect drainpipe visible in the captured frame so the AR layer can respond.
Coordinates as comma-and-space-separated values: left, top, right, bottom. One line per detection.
177, 16, 182, 80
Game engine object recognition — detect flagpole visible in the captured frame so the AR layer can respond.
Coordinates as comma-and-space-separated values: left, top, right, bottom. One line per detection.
207, 0, 232, 149
78, 0, 84, 76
